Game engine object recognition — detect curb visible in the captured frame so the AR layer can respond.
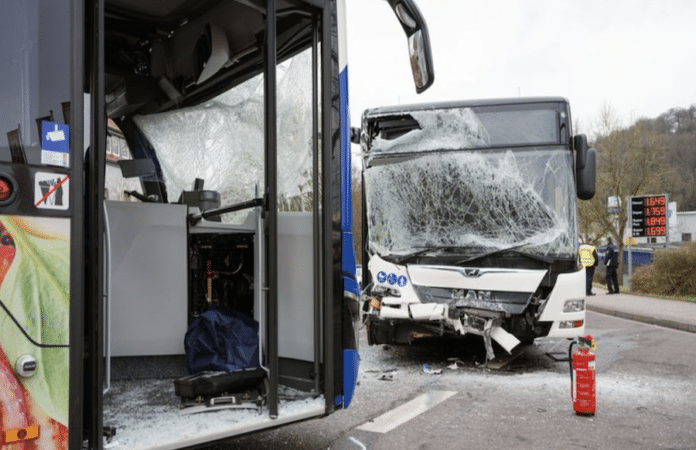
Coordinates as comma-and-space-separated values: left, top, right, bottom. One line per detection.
587, 304, 696, 334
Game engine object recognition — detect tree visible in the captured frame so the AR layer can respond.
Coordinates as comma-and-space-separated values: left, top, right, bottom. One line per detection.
579, 104, 670, 282
654, 106, 696, 211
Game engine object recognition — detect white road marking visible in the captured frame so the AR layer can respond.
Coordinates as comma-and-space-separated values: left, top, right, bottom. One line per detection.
357, 390, 457, 434
349, 436, 367, 449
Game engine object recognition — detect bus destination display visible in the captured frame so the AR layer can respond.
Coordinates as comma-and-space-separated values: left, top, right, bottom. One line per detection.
631, 195, 667, 237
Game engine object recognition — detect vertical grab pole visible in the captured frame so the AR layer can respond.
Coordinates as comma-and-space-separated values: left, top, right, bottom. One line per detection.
321, 1, 336, 413
103, 203, 111, 394
264, 0, 279, 419
69, 0, 87, 445
312, 11, 322, 396
86, 0, 106, 446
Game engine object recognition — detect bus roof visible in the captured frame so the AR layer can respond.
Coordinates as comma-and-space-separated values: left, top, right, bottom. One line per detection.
363, 96, 570, 119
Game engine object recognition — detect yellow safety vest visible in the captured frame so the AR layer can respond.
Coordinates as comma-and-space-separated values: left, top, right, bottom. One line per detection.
579, 244, 596, 267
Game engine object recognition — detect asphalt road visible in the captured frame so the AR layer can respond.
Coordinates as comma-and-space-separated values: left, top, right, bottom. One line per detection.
201, 311, 696, 450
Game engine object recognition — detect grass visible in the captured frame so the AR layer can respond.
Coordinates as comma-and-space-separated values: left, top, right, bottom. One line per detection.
590, 242, 696, 303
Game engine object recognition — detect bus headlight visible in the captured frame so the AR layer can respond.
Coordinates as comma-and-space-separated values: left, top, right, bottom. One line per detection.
563, 299, 585, 313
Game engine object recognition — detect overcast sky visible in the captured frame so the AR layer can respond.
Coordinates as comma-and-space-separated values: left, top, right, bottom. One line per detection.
345, 0, 696, 134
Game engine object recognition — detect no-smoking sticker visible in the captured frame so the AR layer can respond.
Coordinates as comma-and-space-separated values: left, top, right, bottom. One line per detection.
35, 172, 70, 210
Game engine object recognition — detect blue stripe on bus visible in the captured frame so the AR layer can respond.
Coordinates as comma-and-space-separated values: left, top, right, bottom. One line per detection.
344, 274, 359, 298
343, 348, 359, 408
339, 66, 351, 232
342, 231, 357, 283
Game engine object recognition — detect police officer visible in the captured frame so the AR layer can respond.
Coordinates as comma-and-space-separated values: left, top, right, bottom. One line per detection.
579, 239, 598, 296
604, 236, 620, 294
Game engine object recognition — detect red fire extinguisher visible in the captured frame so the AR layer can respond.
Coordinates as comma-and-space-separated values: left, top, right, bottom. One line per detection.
569, 334, 596, 416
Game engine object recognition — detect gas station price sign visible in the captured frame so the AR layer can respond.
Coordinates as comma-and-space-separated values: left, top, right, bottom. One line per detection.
631, 195, 667, 237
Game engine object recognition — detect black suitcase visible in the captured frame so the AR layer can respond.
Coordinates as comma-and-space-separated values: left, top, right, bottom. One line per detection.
175, 368, 267, 400
175, 368, 267, 414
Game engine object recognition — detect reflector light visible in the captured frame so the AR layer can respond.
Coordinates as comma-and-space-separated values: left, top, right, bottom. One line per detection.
560, 319, 585, 329
0, 178, 11, 201
3, 425, 40, 444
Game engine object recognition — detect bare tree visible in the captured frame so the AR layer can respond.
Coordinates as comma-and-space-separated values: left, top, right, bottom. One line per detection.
579, 104, 669, 280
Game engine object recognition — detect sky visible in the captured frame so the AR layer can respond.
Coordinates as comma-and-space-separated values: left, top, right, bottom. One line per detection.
345, 0, 696, 135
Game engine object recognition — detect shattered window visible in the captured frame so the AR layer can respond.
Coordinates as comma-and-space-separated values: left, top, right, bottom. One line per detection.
363, 104, 564, 165
133, 49, 314, 222
365, 108, 490, 161
365, 148, 577, 259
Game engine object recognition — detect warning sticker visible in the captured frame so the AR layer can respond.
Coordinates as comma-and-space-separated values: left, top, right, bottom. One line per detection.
35, 172, 70, 210
41, 121, 70, 168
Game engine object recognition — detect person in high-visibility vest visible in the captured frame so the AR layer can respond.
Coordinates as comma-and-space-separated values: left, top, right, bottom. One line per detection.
579, 239, 598, 296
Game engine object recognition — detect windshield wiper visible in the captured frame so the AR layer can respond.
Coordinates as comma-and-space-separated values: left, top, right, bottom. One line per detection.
388, 246, 475, 264
455, 244, 553, 265
388, 248, 439, 264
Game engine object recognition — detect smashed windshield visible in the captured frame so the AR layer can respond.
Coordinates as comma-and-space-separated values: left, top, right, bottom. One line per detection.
362, 103, 564, 166
364, 147, 577, 259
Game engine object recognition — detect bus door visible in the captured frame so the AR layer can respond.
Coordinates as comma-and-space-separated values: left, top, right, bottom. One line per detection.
0, 1, 83, 449
88, 1, 343, 448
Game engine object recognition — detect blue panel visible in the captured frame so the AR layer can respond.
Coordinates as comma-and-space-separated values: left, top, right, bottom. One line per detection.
343, 348, 360, 408
339, 67, 351, 231
342, 230, 356, 279
622, 249, 654, 267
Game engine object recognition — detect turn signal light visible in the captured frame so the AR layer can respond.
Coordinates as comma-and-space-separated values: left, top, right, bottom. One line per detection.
560, 319, 585, 329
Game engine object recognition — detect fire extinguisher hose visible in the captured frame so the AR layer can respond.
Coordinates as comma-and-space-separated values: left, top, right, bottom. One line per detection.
568, 340, 577, 398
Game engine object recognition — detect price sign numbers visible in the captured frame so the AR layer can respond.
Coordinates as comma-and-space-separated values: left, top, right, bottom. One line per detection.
631, 195, 667, 237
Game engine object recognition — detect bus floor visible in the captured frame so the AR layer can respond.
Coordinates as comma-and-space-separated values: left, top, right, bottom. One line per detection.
102, 356, 324, 450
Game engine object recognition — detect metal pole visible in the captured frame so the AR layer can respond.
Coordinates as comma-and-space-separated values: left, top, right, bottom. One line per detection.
69, 0, 87, 446
311, 12, 321, 396
88, 0, 106, 446
264, 0, 278, 419
665, 193, 670, 247
628, 196, 633, 282
321, 3, 335, 413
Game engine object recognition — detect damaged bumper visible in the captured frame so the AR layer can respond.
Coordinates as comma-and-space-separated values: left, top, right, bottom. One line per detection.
365, 301, 519, 356
363, 256, 586, 354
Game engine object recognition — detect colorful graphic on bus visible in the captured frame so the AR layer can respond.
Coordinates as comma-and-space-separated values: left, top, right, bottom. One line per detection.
0, 215, 69, 449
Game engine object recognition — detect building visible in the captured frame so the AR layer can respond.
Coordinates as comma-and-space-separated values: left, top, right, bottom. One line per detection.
676, 211, 696, 242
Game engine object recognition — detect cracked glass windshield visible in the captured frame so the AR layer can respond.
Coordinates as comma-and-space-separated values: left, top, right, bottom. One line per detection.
363, 104, 578, 259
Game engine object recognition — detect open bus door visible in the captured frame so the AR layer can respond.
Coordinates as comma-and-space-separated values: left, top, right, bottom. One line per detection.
1, 1, 434, 449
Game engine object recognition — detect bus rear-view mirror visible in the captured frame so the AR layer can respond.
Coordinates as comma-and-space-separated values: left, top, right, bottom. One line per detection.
388, 0, 435, 93
577, 147, 596, 200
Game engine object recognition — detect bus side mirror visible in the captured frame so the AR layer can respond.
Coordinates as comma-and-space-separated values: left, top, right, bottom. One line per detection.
574, 134, 588, 170
577, 147, 596, 200
387, 0, 435, 94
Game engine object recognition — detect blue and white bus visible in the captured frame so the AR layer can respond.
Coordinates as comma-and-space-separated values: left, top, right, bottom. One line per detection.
0, 1, 433, 449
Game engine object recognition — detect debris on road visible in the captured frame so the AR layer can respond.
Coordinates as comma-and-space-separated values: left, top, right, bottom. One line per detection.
423, 364, 442, 374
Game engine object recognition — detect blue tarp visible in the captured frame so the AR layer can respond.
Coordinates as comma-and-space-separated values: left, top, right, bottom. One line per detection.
184, 307, 260, 374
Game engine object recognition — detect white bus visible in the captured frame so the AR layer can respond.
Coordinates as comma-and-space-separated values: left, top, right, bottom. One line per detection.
359, 98, 595, 359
